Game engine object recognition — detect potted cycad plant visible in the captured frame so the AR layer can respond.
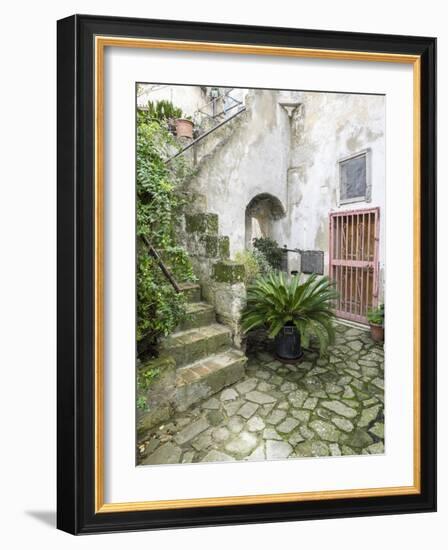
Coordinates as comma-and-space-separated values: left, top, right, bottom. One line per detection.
241, 272, 338, 361
367, 303, 384, 343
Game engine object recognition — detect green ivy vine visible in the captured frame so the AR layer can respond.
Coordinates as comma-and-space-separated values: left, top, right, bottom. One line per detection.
136, 105, 196, 358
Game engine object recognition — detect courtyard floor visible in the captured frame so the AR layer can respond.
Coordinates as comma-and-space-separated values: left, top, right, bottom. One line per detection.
137, 322, 384, 466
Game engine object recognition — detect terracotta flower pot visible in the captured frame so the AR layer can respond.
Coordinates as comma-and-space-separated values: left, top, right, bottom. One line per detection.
175, 118, 194, 139
369, 323, 384, 343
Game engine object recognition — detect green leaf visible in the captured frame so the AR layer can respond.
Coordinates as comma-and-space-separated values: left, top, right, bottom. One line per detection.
136, 110, 195, 355
242, 271, 339, 355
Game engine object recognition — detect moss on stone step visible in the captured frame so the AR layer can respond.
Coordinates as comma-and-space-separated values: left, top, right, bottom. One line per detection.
179, 283, 201, 302
176, 350, 246, 411
138, 354, 176, 375
178, 302, 216, 331
136, 355, 176, 433
162, 324, 232, 367
185, 213, 219, 235
218, 236, 230, 259
212, 261, 245, 284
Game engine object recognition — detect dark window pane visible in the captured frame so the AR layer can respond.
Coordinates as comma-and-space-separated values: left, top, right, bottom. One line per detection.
340, 155, 366, 200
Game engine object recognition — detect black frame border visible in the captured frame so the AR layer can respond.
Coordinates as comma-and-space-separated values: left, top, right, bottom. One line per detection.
57, 14, 436, 535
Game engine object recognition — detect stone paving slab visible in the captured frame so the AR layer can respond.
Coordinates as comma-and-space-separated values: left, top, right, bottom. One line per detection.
138, 322, 385, 465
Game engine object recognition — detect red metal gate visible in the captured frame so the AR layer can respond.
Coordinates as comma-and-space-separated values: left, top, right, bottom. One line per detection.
329, 208, 380, 324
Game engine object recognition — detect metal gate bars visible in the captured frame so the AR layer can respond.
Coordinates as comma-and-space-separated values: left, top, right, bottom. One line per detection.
329, 208, 380, 324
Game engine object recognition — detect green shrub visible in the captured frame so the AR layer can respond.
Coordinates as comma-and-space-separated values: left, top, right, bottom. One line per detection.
136, 111, 195, 356
235, 249, 272, 283
144, 99, 182, 122
252, 237, 284, 270
367, 303, 384, 326
241, 272, 338, 356
136, 250, 189, 343
136, 366, 161, 411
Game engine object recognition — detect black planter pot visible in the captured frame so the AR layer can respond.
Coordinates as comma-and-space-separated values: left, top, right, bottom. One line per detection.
275, 323, 303, 362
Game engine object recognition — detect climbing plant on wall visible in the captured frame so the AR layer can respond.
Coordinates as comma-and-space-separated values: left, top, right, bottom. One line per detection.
137, 105, 196, 358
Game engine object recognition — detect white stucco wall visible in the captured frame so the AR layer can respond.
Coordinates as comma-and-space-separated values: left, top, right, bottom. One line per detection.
281, 92, 385, 281
136, 84, 386, 299
191, 89, 291, 250
188, 88, 385, 297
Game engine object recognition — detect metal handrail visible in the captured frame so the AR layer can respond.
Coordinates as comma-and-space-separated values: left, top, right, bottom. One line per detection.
165, 106, 246, 164
141, 235, 181, 293
198, 100, 243, 122
194, 88, 242, 121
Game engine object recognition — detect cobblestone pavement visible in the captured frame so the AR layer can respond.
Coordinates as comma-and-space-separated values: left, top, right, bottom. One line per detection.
138, 322, 384, 465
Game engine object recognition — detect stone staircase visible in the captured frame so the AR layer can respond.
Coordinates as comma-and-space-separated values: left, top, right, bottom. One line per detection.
161, 282, 247, 412
137, 211, 247, 435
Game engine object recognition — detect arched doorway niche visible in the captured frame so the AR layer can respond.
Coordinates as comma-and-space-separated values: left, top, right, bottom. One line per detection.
244, 193, 286, 249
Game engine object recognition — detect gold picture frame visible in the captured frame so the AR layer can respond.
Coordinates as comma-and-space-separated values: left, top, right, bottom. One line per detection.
57, 15, 436, 534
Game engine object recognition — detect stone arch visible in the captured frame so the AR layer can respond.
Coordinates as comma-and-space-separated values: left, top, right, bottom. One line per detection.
245, 193, 286, 249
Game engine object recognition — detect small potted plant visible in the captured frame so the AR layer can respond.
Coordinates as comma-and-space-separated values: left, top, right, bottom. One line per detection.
175, 116, 194, 139
241, 272, 338, 362
367, 303, 384, 343
145, 99, 186, 136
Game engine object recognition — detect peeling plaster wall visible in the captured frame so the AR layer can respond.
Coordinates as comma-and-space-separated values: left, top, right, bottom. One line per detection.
283, 92, 386, 298
190, 89, 291, 254
188, 89, 385, 300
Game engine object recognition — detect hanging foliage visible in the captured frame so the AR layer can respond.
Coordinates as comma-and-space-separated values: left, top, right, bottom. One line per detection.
136, 107, 196, 357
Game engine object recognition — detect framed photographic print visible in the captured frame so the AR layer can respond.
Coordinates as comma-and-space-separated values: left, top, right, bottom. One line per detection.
57, 14, 436, 534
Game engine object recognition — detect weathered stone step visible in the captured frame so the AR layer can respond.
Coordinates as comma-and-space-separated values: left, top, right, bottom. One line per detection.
185, 212, 218, 236
186, 234, 230, 260
179, 282, 201, 303
177, 301, 216, 331
161, 324, 232, 367
176, 349, 246, 411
